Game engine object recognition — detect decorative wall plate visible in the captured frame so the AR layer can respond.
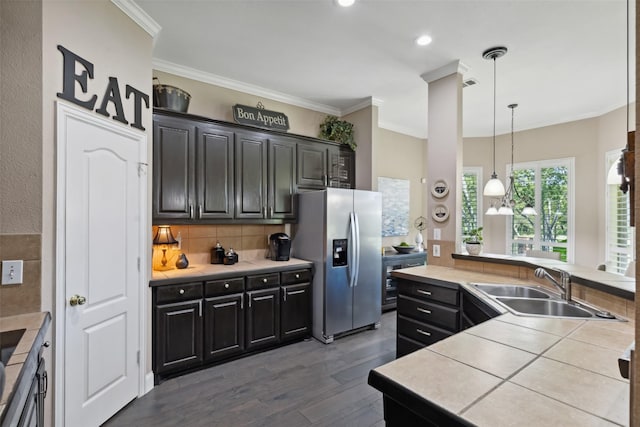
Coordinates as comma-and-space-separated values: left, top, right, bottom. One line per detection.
431, 180, 449, 198
414, 216, 427, 231
431, 204, 450, 223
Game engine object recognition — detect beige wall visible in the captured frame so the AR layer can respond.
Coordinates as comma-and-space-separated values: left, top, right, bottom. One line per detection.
375, 128, 426, 248
153, 70, 328, 138
464, 105, 635, 269
344, 105, 375, 190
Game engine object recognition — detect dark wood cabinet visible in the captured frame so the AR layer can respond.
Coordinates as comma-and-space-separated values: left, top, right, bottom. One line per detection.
235, 131, 268, 219
297, 141, 355, 190
268, 137, 297, 220
197, 124, 234, 219
155, 299, 203, 374
152, 268, 311, 382
203, 293, 244, 361
280, 268, 312, 341
152, 116, 196, 220
246, 287, 281, 350
396, 278, 460, 358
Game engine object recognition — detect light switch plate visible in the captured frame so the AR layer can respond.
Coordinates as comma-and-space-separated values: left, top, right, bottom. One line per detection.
2, 260, 24, 285
432, 245, 440, 257
433, 228, 441, 240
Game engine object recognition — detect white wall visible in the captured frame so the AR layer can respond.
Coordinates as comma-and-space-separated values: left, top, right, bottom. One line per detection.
464, 104, 635, 269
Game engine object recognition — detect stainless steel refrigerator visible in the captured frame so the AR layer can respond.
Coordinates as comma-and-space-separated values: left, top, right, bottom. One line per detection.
292, 188, 382, 343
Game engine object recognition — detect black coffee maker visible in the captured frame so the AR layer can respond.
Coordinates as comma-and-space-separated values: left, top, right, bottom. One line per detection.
269, 233, 291, 261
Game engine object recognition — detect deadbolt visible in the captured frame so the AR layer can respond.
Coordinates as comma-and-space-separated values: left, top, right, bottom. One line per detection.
69, 294, 86, 306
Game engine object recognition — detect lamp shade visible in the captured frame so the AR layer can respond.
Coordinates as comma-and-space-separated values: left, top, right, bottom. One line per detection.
153, 226, 178, 245
485, 205, 499, 215
498, 205, 513, 215
522, 205, 538, 216
483, 175, 506, 197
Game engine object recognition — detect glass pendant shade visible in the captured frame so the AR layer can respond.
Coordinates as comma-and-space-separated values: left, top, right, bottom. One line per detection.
522, 205, 538, 216
484, 174, 506, 197
498, 205, 513, 215
485, 205, 499, 215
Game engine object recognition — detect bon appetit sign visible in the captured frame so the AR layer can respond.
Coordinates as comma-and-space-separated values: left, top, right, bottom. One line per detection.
233, 104, 289, 131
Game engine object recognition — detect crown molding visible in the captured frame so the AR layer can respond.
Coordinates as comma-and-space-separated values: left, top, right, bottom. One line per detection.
153, 58, 342, 116
111, 0, 161, 38
341, 97, 384, 116
421, 60, 469, 84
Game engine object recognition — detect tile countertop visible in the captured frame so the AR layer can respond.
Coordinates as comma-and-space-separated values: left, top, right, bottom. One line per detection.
369, 265, 634, 426
0, 312, 51, 423
150, 257, 314, 286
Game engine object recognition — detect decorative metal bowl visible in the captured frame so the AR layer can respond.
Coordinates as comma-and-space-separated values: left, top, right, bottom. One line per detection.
392, 245, 415, 254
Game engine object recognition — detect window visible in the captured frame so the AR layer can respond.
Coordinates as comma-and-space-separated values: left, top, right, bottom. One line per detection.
605, 150, 633, 274
462, 167, 483, 239
507, 158, 574, 263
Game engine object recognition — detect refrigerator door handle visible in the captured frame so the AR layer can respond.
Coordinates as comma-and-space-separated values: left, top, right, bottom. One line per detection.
353, 212, 361, 286
348, 211, 356, 288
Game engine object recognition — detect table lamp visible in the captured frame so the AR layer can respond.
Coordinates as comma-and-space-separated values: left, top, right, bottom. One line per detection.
153, 226, 178, 267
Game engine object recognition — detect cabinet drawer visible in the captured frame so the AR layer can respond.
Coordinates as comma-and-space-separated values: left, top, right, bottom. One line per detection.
396, 335, 426, 358
156, 282, 203, 304
205, 277, 245, 297
400, 281, 459, 306
398, 295, 460, 332
246, 272, 280, 290
397, 315, 452, 346
281, 269, 311, 285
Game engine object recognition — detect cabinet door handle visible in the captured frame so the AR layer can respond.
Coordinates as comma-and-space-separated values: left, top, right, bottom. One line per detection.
198, 300, 202, 317
416, 328, 431, 337
263, 207, 267, 217
224, 283, 230, 289
288, 290, 305, 296
417, 289, 432, 296
295, 274, 300, 279
198, 205, 203, 218
240, 297, 244, 310
263, 278, 268, 283
189, 205, 194, 219
248, 296, 251, 308
179, 289, 185, 295
270, 206, 273, 217
417, 307, 431, 315
406, 263, 422, 267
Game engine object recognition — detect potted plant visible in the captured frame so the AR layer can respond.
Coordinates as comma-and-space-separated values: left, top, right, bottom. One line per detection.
318, 115, 356, 151
463, 227, 483, 255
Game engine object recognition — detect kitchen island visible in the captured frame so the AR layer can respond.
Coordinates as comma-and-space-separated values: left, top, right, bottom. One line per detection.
369, 265, 633, 426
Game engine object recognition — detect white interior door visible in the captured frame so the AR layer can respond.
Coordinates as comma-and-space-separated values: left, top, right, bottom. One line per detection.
56, 103, 147, 427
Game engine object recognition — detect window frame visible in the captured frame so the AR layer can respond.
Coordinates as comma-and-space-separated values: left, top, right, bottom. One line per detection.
605, 149, 633, 275
505, 157, 575, 263
461, 167, 483, 248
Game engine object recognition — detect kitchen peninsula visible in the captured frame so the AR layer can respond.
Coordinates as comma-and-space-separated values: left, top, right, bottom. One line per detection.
369, 259, 634, 426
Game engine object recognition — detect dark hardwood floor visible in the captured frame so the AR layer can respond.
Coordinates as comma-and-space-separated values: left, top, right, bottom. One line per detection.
103, 312, 396, 427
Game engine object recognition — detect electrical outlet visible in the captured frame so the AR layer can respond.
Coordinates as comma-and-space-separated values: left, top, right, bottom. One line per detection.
433, 228, 441, 240
2, 260, 24, 285
432, 245, 440, 257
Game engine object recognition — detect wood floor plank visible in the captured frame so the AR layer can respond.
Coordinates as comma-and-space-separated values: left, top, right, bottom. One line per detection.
104, 312, 395, 426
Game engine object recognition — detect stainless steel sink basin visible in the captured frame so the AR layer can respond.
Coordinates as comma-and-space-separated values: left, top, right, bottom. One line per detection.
496, 297, 595, 318
474, 284, 553, 299
471, 283, 624, 321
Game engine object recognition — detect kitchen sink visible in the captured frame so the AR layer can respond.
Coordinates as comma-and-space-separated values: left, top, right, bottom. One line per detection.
496, 297, 596, 318
471, 283, 624, 321
473, 284, 553, 299
0, 329, 25, 365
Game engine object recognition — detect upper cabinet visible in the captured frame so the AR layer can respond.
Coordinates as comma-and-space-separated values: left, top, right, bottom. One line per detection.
297, 141, 354, 190
152, 110, 354, 224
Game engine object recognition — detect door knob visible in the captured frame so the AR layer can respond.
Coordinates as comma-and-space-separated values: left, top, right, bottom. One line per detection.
69, 295, 86, 306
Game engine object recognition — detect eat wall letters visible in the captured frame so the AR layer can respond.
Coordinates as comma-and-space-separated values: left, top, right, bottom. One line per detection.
56, 45, 149, 131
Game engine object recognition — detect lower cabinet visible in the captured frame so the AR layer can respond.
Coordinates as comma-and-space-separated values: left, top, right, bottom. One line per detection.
155, 299, 204, 374
396, 278, 500, 358
17, 356, 46, 427
246, 287, 281, 350
152, 268, 312, 382
204, 293, 245, 361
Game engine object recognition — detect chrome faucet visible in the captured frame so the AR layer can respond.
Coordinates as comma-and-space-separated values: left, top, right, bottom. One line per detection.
534, 267, 571, 301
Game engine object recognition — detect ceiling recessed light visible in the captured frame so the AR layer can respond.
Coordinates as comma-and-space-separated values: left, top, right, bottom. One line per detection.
337, 0, 355, 7
416, 35, 432, 46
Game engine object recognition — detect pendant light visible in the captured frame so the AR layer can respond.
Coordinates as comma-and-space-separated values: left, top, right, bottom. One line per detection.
482, 46, 508, 198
